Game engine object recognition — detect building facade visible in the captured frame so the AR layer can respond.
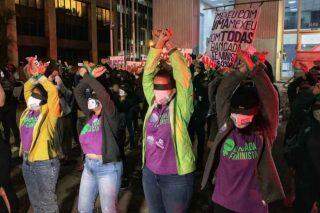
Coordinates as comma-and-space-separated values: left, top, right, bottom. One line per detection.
3, 0, 152, 66
153, 0, 320, 80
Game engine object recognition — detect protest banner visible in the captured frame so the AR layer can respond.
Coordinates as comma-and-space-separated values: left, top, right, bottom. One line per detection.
207, 7, 261, 67
109, 56, 125, 68
126, 61, 145, 67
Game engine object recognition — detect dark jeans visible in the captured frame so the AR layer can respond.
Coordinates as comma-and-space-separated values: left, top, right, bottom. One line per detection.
294, 155, 320, 213
188, 114, 206, 169
142, 167, 194, 213
56, 115, 73, 157
22, 157, 60, 213
125, 115, 135, 149
0, 105, 20, 146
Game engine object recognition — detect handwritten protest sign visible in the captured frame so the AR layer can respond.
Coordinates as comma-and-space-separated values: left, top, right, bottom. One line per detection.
109, 56, 125, 68
207, 7, 261, 67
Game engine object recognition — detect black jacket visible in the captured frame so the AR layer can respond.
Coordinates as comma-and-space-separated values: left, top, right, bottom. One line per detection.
74, 74, 121, 163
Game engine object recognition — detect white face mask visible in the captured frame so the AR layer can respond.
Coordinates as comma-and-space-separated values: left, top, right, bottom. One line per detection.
119, 89, 126, 97
313, 109, 320, 122
27, 96, 41, 111
87, 98, 101, 110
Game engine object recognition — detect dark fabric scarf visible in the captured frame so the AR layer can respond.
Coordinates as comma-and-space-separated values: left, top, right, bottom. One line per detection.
154, 83, 173, 90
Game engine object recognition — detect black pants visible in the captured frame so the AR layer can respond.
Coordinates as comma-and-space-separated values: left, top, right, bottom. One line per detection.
0, 105, 20, 146
212, 202, 235, 213
70, 109, 80, 145
188, 114, 206, 169
0, 140, 18, 213
294, 155, 320, 213
118, 113, 128, 178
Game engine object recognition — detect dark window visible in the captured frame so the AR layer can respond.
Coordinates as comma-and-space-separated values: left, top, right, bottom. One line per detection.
15, 5, 45, 36
56, 1, 88, 41
15, 0, 44, 9
284, 0, 298, 30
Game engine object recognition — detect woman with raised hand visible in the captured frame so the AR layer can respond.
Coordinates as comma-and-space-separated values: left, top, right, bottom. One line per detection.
20, 56, 61, 212
142, 29, 196, 213
74, 63, 122, 213
202, 51, 284, 212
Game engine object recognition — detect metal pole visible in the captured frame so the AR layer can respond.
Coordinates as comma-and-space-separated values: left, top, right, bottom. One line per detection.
124, 0, 127, 57
109, 0, 114, 56
296, 0, 302, 50
131, 0, 136, 60
120, 0, 124, 53
136, 2, 140, 59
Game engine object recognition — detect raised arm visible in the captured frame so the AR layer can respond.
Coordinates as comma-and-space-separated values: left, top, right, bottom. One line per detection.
251, 63, 279, 143
216, 71, 246, 128
80, 74, 116, 117
74, 80, 91, 117
23, 78, 37, 103
169, 49, 194, 120
0, 83, 5, 107
38, 76, 61, 117
142, 48, 162, 105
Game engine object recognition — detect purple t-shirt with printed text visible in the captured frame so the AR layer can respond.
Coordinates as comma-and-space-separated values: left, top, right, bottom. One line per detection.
20, 110, 40, 152
145, 105, 177, 175
79, 115, 103, 155
212, 129, 267, 213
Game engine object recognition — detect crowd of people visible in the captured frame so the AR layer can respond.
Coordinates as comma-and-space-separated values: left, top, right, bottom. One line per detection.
0, 29, 319, 213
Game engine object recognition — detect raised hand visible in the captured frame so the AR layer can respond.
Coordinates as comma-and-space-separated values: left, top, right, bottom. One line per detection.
78, 67, 88, 77
25, 56, 49, 77
91, 66, 107, 78
155, 29, 173, 49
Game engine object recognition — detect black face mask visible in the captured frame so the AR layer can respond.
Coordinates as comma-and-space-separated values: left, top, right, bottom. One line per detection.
154, 83, 173, 90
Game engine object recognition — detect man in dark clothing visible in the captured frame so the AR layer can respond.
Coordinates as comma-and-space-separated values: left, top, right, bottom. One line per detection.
288, 84, 320, 213
0, 64, 20, 149
207, 68, 228, 143
189, 63, 210, 169
0, 82, 18, 213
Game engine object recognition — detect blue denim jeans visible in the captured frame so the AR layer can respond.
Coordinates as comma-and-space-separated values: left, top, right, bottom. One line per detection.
22, 157, 60, 213
142, 167, 195, 213
78, 157, 123, 213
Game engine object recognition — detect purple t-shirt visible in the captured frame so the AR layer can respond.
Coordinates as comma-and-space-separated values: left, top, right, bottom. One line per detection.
145, 105, 177, 175
79, 115, 103, 155
20, 110, 40, 152
212, 129, 267, 213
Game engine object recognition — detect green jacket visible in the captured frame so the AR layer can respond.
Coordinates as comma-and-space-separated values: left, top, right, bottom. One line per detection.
142, 48, 196, 175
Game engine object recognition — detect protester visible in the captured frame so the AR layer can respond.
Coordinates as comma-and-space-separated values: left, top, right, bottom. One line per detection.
19, 57, 61, 212
1, 82, 19, 213
201, 53, 284, 212
74, 63, 123, 213
142, 29, 195, 213
47, 64, 75, 162
288, 82, 320, 213
189, 61, 210, 169
0, 64, 21, 151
